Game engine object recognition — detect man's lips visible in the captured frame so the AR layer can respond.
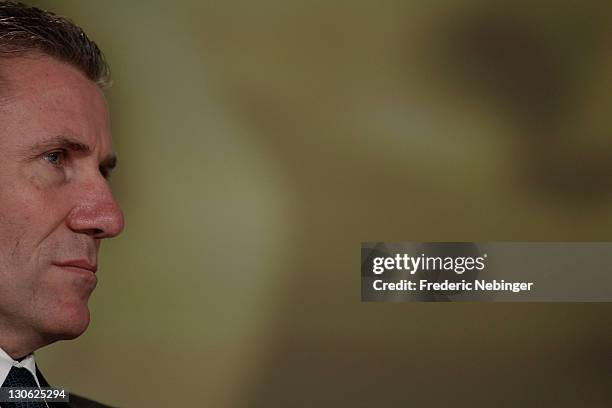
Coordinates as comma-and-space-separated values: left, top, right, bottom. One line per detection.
53, 260, 97, 273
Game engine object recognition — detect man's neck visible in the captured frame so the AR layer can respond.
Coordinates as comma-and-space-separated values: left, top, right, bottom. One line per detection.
0, 344, 32, 360
0, 324, 45, 360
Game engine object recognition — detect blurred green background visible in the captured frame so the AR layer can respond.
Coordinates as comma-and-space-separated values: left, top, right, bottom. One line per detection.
30, 1, 612, 406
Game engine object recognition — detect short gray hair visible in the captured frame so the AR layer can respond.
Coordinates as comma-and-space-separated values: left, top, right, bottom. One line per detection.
0, 1, 110, 87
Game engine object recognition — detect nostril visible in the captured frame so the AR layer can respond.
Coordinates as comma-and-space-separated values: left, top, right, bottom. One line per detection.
66, 195, 124, 238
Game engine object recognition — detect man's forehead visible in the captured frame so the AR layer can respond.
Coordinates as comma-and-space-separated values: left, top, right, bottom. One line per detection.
0, 54, 114, 157
1, 53, 92, 88
0, 54, 108, 114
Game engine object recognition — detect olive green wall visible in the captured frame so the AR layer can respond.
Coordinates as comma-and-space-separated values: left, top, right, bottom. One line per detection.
30, 1, 612, 406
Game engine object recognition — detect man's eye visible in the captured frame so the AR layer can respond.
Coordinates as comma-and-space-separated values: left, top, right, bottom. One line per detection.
43, 151, 65, 166
99, 166, 111, 179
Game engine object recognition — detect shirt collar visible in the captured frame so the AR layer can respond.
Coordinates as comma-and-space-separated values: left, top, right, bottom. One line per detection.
0, 347, 40, 387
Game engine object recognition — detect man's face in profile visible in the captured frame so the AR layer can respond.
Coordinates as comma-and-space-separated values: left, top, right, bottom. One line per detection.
0, 54, 124, 344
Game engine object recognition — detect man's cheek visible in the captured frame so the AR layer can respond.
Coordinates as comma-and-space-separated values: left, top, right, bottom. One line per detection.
27, 167, 67, 190
0, 222, 22, 257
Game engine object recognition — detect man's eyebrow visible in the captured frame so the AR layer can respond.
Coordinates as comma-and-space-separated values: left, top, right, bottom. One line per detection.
27, 135, 118, 171
29, 135, 92, 155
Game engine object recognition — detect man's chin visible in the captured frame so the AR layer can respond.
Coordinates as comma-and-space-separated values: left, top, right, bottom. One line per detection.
41, 303, 91, 341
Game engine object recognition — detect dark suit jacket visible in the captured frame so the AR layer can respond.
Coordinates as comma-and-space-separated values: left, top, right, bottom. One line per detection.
36, 366, 115, 408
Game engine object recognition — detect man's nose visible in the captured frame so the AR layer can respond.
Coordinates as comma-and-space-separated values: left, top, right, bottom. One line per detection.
66, 176, 125, 239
